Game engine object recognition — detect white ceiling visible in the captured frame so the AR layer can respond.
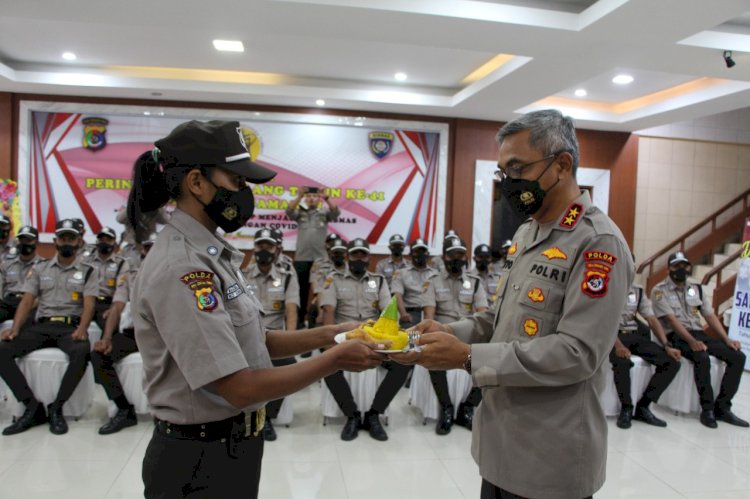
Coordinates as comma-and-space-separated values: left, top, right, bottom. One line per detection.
2, 0, 750, 132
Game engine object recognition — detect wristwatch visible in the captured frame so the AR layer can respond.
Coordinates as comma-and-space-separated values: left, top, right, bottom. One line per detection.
463, 350, 472, 374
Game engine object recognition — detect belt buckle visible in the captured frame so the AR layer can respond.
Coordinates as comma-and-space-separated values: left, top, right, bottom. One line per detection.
50, 317, 65, 323
244, 407, 266, 438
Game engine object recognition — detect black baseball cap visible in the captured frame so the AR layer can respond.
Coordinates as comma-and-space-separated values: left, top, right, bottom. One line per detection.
668, 251, 690, 266
330, 238, 347, 252
474, 244, 491, 256
0, 214, 10, 226
410, 238, 429, 251
444, 237, 467, 254
155, 120, 277, 184
55, 219, 80, 236
270, 228, 283, 244
254, 228, 277, 245
97, 226, 117, 239
71, 218, 85, 234
16, 225, 38, 240
347, 238, 370, 254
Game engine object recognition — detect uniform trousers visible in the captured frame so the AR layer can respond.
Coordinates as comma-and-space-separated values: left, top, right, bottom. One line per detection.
0, 322, 90, 404
294, 261, 313, 321
668, 329, 747, 411
481, 479, 592, 499
0, 295, 20, 323
324, 361, 411, 416
92, 300, 111, 332
90, 332, 138, 408
266, 357, 297, 418
142, 426, 264, 499
609, 331, 680, 408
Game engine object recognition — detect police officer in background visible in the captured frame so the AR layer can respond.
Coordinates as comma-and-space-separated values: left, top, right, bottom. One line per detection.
0, 214, 14, 258
309, 237, 348, 325
651, 251, 748, 428
243, 228, 300, 441
0, 219, 97, 435
611, 279, 681, 429
0, 226, 43, 324
429, 230, 459, 273
270, 228, 295, 275
320, 238, 408, 441
469, 244, 501, 305
376, 234, 409, 285
71, 218, 97, 258
489, 239, 512, 274
392, 238, 438, 328
91, 234, 156, 435
85, 226, 128, 332
127, 120, 383, 499
422, 237, 487, 434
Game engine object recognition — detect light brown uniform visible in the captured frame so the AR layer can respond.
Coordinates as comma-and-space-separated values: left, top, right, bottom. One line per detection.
242, 263, 300, 331
23, 258, 99, 317
318, 269, 390, 322
423, 271, 488, 322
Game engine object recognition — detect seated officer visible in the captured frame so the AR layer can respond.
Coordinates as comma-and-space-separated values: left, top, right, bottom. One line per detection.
375, 234, 409, 285
423, 236, 487, 434
0, 226, 44, 324
72, 218, 96, 258
0, 214, 14, 257
489, 239, 512, 274
0, 219, 97, 435
320, 238, 408, 441
308, 237, 347, 327
83, 227, 128, 332
269, 228, 295, 274
392, 238, 438, 328
612, 278, 681, 429
468, 243, 501, 305
91, 233, 156, 434
242, 228, 300, 441
651, 251, 748, 428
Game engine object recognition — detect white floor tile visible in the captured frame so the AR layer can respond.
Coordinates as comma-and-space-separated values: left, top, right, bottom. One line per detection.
259, 460, 348, 499
0, 459, 124, 499
341, 459, 464, 499
596, 452, 683, 498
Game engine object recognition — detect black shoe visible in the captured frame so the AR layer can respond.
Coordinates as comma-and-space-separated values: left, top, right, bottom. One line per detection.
714, 409, 750, 428
362, 409, 388, 441
2, 401, 47, 436
262, 419, 277, 441
633, 406, 667, 427
700, 409, 718, 429
616, 407, 632, 429
47, 402, 68, 435
435, 404, 454, 435
454, 402, 474, 430
341, 411, 361, 441
98, 406, 137, 435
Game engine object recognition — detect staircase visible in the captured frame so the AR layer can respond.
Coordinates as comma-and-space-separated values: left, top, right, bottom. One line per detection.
694, 242, 743, 317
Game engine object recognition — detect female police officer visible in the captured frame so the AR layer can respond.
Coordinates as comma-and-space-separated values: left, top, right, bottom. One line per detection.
127, 120, 385, 499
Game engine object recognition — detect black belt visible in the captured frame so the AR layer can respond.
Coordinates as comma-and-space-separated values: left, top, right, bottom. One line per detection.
96, 296, 113, 304
154, 409, 266, 442
405, 307, 422, 312
121, 327, 135, 339
3, 292, 23, 300
38, 316, 80, 326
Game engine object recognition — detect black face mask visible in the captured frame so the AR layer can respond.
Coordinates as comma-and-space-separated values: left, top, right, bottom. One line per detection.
446, 259, 465, 274
500, 158, 559, 217
255, 249, 275, 266
475, 260, 489, 272
0, 230, 8, 240
331, 255, 346, 267
57, 244, 77, 258
97, 242, 114, 255
19, 243, 36, 256
349, 260, 368, 276
199, 179, 255, 233
412, 254, 428, 267
391, 247, 403, 258
670, 268, 689, 283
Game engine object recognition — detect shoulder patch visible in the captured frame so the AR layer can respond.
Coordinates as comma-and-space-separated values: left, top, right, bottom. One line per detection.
180, 270, 218, 312
581, 264, 611, 298
507, 242, 518, 256
541, 247, 567, 260
323, 276, 334, 289
584, 250, 617, 265
560, 203, 584, 229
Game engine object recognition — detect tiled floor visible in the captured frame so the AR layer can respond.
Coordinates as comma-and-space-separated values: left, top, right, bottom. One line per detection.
1, 372, 750, 498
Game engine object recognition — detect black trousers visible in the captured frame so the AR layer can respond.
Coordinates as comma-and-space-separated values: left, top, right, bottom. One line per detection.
609, 332, 681, 409
669, 330, 747, 411
429, 370, 482, 409
0, 297, 19, 323
142, 427, 264, 499
481, 479, 592, 499
92, 300, 112, 332
294, 261, 313, 321
324, 361, 411, 416
266, 357, 297, 419
90, 333, 138, 406
0, 322, 90, 404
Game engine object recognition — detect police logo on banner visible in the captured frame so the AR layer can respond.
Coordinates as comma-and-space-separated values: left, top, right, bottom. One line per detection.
82, 117, 109, 151
368, 131, 394, 159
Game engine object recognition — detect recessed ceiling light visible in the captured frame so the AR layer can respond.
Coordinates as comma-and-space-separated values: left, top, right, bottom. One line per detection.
62, 52, 76, 61
213, 39, 244, 52
394, 72, 407, 81
612, 74, 634, 85
151, 92, 162, 97
574, 89, 587, 97
316, 99, 326, 106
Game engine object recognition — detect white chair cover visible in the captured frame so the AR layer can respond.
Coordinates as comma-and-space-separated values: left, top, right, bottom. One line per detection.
320, 367, 389, 420
657, 356, 725, 414
275, 398, 294, 426
599, 355, 655, 416
408, 365, 473, 422
105, 352, 150, 417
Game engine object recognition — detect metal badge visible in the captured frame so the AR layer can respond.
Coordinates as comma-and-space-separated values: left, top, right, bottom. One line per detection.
687, 287, 696, 297
628, 292, 637, 304
272, 279, 281, 287
368, 280, 377, 288
207, 246, 218, 256
73, 271, 83, 280
463, 280, 471, 289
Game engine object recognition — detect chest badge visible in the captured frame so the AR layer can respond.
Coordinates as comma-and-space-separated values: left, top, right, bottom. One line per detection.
687, 287, 696, 297
524, 318, 539, 336
462, 280, 472, 289
527, 287, 545, 303
508, 242, 518, 256
628, 292, 637, 304
73, 271, 83, 280
368, 280, 377, 289
541, 247, 567, 260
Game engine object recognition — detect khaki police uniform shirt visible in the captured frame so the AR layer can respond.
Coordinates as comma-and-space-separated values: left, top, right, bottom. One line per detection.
117, 243, 142, 271
423, 270, 487, 323
133, 209, 271, 425
390, 265, 438, 309
430, 256, 445, 273
450, 192, 633, 499
0, 254, 43, 297
87, 253, 126, 298
113, 261, 135, 304
285, 205, 340, 261
619, 284, 654, 331
468, 268, 502, 305
375, 257, 409, 285
651, 278, 712, 333
22, 256, 98, 318
318, 269, 390, 323
242, 263, 300, 331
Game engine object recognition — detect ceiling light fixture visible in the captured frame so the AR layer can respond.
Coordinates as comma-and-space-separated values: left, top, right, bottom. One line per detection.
62, 52, 77, 61
612, 74, 634, 85
315, 99, 326, 106
394, 72, 407, 81
213, 39, 244, 52
723, 50, 736, 68
574, 89, 587, 97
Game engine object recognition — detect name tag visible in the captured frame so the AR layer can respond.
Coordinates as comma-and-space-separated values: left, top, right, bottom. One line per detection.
226, 283, 243, 301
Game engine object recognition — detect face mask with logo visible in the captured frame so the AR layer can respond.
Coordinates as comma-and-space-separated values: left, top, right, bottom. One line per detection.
19, 243, 36, 256
255, 249, 275, 266
349, 260, 368, 276
97, 242, 114, 255
669, 268, 689, 283
500, 157, 559, 217
57, 244, 77, 258
446, 259, 465, 274
412, 254, 428, 267
199, 178, 256, 233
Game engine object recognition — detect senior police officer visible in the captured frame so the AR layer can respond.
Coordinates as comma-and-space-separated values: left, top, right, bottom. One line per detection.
84, 226, 128, 332
0, 226, 44, 324
469, 244, 502, 306
375, 234, 409, 285
392, 109, 633, 499
319, 238, 409, 441
127, 120, 384, 499
611, 279, 681, 429
651, 251, 748, 428
0, 219, 98, 435
422, 237, 487, 434
243, 228, 300, 441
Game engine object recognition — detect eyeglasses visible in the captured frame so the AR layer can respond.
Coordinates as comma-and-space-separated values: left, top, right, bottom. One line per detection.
494, 153, 557, 181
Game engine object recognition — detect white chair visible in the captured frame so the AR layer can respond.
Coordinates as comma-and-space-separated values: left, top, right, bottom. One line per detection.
599, 355, 655, 417
105, 352, 150, 417
320, 367, 389, 424
657, 356, 725, 414
274, 398, 294, 427
408, 365, 473, 423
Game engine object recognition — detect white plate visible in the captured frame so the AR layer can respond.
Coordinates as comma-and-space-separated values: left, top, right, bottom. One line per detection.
333, 332, 414, 353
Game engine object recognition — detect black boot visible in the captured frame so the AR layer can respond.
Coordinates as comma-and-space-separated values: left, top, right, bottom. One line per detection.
99, 405, 137, 435
47, 402, 68, 435
436, 404, 454, 435
262, 419, 277, 441
2, 400, 47, 436
616, 407, 632, 429
362, 409, 388, 441
341, 411, 361, 441
454, 402, 474, 430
